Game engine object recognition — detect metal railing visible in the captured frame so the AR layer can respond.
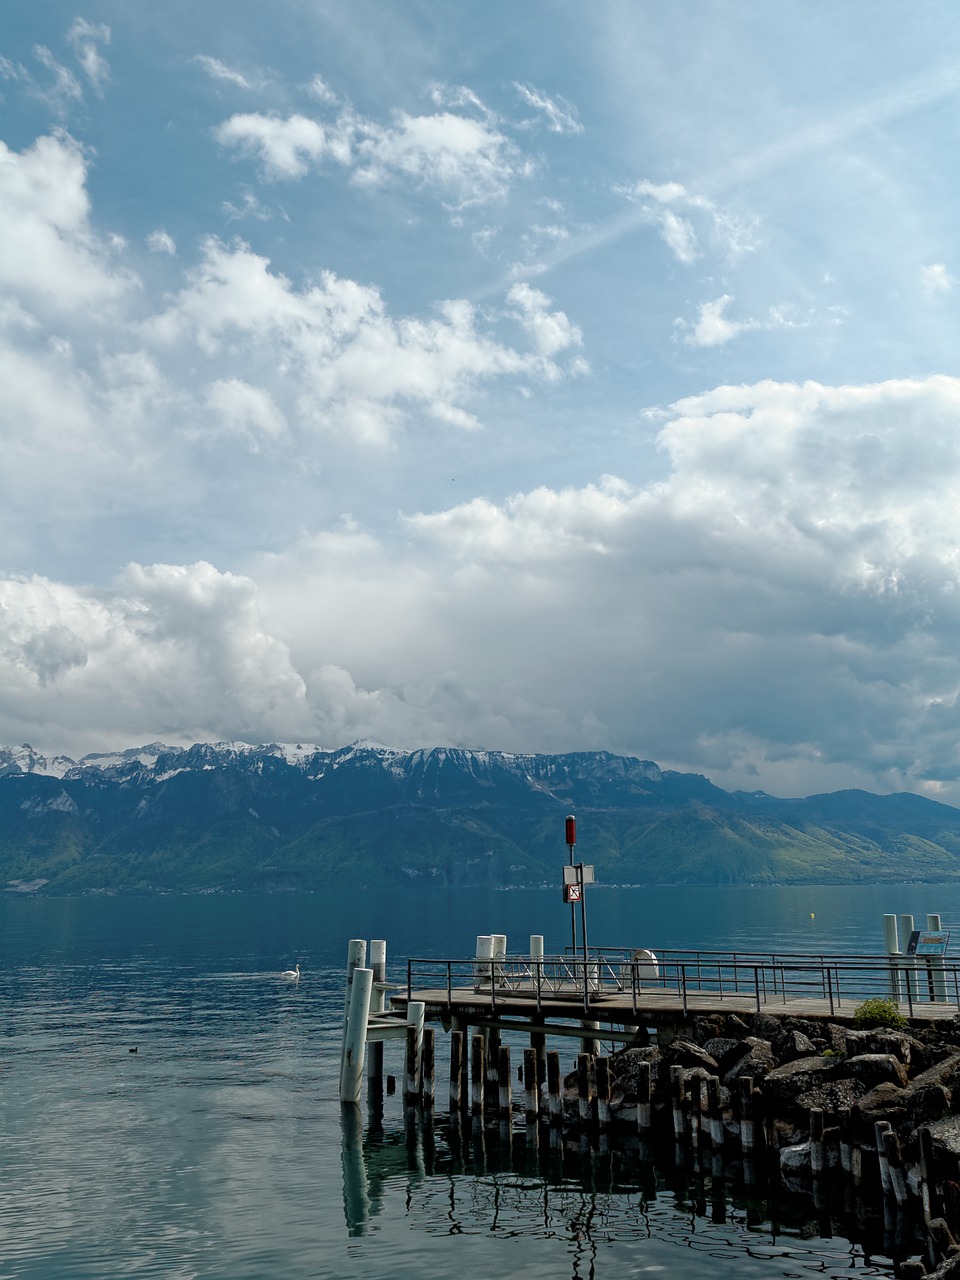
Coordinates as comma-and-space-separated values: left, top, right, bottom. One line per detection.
405, 947, 960, 1020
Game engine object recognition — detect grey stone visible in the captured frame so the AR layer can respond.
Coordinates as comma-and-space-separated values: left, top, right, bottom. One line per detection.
762, 1055, 839, 1109
662, 1039, 719, 1073
722, 1039, 775, 1087
844, 1028, 922, 1066
795, 1077, 868, 1113
843, 1053, 909, 1090
775, 1029, 818, 1063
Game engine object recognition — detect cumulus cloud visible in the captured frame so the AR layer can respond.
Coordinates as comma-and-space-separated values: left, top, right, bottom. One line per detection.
0, 132, 134, 308
214, 97, 525, 207
618, 178, 759, 264
680, 295, 809, 348
213, 113, 343, 179
9, 374, 960, 798
0, 564, 311, 751
144, 237, 581, 443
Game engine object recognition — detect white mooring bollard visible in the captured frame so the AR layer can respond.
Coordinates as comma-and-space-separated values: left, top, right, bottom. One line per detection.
340, 966, 373, 1103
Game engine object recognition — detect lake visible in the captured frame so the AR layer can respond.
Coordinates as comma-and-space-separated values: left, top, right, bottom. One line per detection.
0, 883, 955, 1278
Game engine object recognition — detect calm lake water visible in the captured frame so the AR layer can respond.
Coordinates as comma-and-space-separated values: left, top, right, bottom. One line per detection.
1, 883, 957, 1279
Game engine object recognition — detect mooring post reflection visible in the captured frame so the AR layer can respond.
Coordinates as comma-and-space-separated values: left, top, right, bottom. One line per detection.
341, 1101, 934, 1278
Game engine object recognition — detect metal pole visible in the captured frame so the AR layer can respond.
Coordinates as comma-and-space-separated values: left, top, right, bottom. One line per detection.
566, 814, 577, 956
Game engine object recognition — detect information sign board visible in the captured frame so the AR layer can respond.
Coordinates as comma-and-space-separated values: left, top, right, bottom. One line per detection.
906, 930, 950, 957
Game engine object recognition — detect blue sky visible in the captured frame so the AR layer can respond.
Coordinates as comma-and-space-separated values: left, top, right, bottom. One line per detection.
4, 1, 960, 801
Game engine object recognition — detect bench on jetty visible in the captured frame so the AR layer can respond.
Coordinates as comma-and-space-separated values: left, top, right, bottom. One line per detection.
339, 935, 960, 1103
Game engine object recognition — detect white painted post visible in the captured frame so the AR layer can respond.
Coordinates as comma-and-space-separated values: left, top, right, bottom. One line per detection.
340, 967, 373, 1103
341, 939, 368, 1078
475, 935, 494, 989
493, 933, 507, 986
405, 1000, 425, 1102
900, 914, 918, 1003
928, 913, 948, 1002
883, 915, 901, 1001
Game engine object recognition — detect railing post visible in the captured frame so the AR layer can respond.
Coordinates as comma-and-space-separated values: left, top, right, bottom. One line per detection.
753, 965, 760, 1013
680, 964, 688, 1017
826, 965, 834, 1016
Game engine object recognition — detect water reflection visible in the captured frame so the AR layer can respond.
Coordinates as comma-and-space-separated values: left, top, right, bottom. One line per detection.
341, 1107, 913, 1279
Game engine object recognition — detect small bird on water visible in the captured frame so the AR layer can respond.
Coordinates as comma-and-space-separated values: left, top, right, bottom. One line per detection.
281, 963, 301, 980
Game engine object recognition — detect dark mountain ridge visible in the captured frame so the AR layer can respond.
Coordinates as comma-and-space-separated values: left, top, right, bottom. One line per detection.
1, 741, 958, 893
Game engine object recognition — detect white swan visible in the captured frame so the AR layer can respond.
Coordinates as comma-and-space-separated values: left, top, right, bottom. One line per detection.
281, 963, 301, 980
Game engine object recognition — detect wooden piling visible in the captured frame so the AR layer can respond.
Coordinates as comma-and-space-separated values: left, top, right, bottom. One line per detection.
810, 1108, 825, 1178
498, 1045, 512, 1119
636, 1060, 652, 1137
596, 1057, 612, 1132
486, 1030, 501, 1107
706, 1075, 723, 1150
471, 1034, 485, 1120
670, 1065, 686, 1142
578, 1053, 593, 1127
367, 939, 387, 1095
340, 965, 373, 1103
882, 1128, 909, 1208
738, 1077, 755, 1156
919, 1125, 937, 1224
421, 1026, 435, 1110
404, 1024, 419, 1106
524, 1047, 540, 1127
547, 1050, 563, 1128
449, 1029, 463, 1115
875, 1121, 893, 1198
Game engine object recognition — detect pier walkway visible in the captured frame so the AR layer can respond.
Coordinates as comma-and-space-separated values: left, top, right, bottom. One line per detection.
389, 947, 960, 1037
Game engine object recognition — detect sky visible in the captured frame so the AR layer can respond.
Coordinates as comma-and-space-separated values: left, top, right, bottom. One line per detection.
4, 1, 960, 801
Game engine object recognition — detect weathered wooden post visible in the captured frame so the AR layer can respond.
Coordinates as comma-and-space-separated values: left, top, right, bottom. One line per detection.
421, 1026, 435, 1110
919, 1125, 938, 1224
706, 1075, 723, 1149
524, 1047, 540, 1128
810, 1108, 825, 1178
341, 939, 367, 1078
449, 1029, 463, 1115
367, 939, 387, 1098
670, 1065, 686, 1143
739, 1077, 755, 1156
875, 1120, 893, 1198
471, 1034, 485, 1120
340, 965, 373, 1103
578, 1053, 593, 1127
403, 1001, 425, 1106
498, 1045, 512, 1119
882, 1128, 908, 1208
547, 1050, 563, 1128
596, 1057, 612, 1132
637, 1060, 652, 1137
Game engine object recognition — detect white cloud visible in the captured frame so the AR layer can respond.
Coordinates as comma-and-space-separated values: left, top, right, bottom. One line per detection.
0, 564, 311, 751
214, 113, 342, 179
31, 45, 83, 111
305, 74, 338, 105
9, 375, 960, 796
507, 282, 583, 358
146, 229, 176, 255
684, 295, 756, 347
213, 101, 524, 208
921, 262, 955, 297
0, 133, 134, 309
66, 19, 110, 95
195, 55, 256, 91
514, 82, 583, 135
618, 178, 759, 264
144, 238, 580, 444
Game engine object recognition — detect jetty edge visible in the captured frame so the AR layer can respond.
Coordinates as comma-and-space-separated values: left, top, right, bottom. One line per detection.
340, 933, 960, 1272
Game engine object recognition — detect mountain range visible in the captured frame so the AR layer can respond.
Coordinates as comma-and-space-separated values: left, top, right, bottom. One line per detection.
1, 741, 959, 893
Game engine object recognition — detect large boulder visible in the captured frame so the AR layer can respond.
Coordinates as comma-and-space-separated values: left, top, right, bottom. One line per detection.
843, 1053, 909, 1091
607, 1047, 661, 1102
722, 1038, 775, 1086
843, 1028, 923, 1067
762, 1055, 838, 1109
662, 1039, 719, 1073
776, 1029, 819, 1063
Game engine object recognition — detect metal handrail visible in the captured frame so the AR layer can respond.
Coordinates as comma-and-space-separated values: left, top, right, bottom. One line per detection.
404, 950, 960, 1018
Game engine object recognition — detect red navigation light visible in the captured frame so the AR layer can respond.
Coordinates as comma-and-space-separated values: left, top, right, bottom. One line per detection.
565, 815, 576, 846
